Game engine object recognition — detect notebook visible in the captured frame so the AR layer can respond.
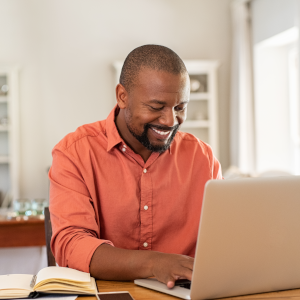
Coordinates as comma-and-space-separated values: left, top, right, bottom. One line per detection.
0, 266, 97, 299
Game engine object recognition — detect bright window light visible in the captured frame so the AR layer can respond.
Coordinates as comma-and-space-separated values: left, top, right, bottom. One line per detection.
257, 27, 298, 49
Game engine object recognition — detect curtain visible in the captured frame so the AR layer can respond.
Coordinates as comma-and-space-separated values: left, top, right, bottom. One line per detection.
230, 0, 256, 174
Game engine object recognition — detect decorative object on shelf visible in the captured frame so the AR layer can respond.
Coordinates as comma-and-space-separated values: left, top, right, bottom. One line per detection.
0, 84, 9, 95
189, 74, 208, 93
8, 197, 48, 219
31, 198, 48, 215
190, 79, 201, 92
13, 198, 31, 216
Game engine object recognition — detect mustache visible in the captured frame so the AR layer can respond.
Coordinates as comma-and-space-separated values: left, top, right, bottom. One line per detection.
146, 123, 180, 132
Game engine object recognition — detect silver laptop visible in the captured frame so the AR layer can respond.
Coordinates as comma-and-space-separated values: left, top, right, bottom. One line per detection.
134, 176, 300, 299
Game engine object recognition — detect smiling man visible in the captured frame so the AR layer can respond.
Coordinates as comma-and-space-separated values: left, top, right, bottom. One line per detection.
49, 45, 222, 288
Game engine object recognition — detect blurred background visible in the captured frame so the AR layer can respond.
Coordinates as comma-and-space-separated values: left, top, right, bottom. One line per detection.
0, 0, 299, 274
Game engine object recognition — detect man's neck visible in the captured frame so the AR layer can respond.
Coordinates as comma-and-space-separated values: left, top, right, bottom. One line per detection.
115, 110, 152, 162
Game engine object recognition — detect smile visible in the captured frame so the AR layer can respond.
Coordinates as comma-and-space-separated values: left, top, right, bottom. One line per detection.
151, 127, 171, 136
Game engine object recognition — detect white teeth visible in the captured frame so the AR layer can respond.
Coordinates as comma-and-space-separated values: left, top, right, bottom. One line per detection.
152, 128, 171, 136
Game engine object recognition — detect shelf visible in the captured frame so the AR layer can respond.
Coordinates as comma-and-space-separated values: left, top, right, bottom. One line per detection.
0, 67, 19, 200
0, 125, 9, 132
0, 156, 9, 163
181, 120, 210, 128
189, 92, 210, 101
0, 96, 8, 103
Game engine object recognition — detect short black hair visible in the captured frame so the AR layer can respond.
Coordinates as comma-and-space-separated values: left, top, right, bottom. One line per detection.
120, 44, 187, 92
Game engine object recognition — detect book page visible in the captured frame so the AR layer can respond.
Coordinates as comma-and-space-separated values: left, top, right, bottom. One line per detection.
36, 267, 90, 286
35, 276, 96, 295
30, 295, 77, 300
0, 274, 33, 291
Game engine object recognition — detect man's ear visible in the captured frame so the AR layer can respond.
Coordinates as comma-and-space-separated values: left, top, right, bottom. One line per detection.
116, 84, 128, 109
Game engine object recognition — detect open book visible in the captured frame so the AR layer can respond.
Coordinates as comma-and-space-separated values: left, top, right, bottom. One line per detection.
0, 267, 97, 299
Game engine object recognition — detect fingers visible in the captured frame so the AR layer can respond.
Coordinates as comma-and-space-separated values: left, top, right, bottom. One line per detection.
167, 281, 175, 289
164, 264, 193, 289
165, 275, 180, 289
152, 253, 194, 289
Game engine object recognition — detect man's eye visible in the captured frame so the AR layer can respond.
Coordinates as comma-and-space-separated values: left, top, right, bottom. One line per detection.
175, 106, 186, 111
150, 106, 164, 111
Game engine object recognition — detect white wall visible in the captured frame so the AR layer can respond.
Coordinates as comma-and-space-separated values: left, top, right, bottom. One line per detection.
0, 246, 47, 275
0, 0, 232, 199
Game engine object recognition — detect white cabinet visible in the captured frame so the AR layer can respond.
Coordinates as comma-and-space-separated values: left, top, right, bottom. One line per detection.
113, 60, 219, 157
182, 60, 219, 158
0, 67, 20, 205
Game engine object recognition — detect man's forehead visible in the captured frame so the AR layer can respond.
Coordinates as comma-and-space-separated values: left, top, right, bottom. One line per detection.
134, 67, 189, 92
147, 99, 189, 106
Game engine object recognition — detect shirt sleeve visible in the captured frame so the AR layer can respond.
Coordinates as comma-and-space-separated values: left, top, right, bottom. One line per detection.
206, 144, 223, 180
212, 154, 223, 179
49, 147, 114, 272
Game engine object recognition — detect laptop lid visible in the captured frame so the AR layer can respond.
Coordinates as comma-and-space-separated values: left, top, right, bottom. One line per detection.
191, 176, 300, 299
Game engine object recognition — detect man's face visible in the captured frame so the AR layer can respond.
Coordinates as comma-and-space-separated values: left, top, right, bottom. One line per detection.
124, 68, 190, 153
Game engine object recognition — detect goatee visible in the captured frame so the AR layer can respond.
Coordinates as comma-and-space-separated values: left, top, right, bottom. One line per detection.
127, 122, 180, 153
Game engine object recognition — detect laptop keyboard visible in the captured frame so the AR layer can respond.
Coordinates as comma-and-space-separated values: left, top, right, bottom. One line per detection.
175, 279, 191, 289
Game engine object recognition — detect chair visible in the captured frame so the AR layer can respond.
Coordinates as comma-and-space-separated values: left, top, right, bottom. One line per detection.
44, 207, 56, 266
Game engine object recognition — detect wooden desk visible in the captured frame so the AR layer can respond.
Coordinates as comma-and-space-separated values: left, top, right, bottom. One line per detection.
72, 280, 300, 300
78, 280, 300, 300
0, 217, 46, 247
96, 280, 177, 299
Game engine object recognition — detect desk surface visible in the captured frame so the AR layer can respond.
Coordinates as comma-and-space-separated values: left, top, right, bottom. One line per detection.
79, 280, 300, 300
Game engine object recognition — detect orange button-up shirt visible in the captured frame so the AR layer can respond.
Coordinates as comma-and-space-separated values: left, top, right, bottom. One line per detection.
49, 106, 222, 273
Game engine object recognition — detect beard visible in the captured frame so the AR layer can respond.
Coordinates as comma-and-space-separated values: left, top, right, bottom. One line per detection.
125, 115, 180, 153
127, 122, 179, 153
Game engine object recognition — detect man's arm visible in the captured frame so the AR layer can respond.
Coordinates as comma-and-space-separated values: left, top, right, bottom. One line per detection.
90, 244, 194, 288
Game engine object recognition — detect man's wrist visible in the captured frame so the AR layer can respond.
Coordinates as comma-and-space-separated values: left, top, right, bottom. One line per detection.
144, 251, 161, 278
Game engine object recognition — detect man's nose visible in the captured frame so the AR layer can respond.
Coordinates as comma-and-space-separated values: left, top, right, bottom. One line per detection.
159, 108, 178, 128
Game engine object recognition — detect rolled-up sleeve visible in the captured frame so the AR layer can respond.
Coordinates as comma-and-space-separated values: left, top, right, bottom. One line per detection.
49, 147, 114, 272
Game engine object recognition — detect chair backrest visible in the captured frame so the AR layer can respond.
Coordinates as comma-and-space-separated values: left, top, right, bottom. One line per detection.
44, 207, 56, 266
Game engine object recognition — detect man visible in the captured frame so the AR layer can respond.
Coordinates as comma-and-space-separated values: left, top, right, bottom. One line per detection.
49, 45, 222, 288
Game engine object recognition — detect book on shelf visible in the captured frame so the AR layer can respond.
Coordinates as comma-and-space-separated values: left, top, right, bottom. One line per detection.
0, 266, 97, 299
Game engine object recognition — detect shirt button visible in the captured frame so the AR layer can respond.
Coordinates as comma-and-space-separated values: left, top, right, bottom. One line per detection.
143, 169, 147, 173
144, 205, 148, 210
143, 242, 148, 247
122, 147, 126, 152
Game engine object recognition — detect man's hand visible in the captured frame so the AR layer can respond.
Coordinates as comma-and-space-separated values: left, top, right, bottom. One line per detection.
90, 244, 194, 289
151, 252, 194, 288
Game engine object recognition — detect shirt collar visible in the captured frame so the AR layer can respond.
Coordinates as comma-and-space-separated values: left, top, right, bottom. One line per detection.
106, 105, 123, 152
105, 104, 173, 154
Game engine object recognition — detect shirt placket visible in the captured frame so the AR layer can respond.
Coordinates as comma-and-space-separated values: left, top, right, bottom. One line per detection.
138, 153, 160, 250
139, 166, 153, 249
118, 143, 160, 250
